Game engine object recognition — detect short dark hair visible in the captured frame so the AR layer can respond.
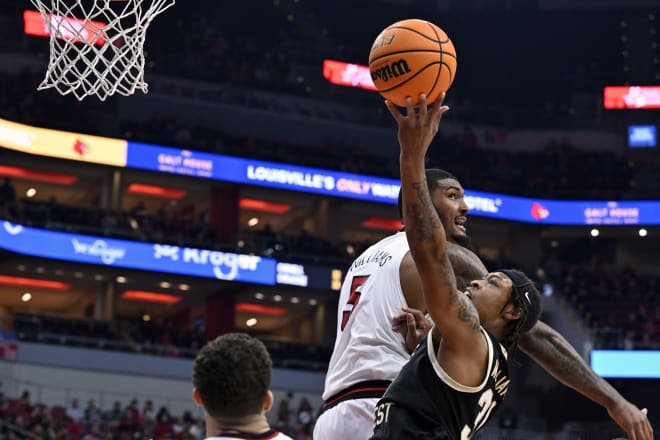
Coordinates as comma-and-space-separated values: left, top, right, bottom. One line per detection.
193, 333, 272, 420
397, 168, 458, 220
498, 269, 542, 351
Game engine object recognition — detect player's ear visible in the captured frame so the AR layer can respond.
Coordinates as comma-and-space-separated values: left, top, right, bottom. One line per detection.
263, 390, 274, 412
502, 302, 522, 321
192, 388, 203, 407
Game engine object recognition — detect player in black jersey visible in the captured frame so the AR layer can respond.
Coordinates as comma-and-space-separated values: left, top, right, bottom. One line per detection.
370, 93, 542, 440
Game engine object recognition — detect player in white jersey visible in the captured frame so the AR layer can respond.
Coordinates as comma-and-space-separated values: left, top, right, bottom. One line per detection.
315, 91, 653, 440
192, 333, 294, 440
314, 168, 464, 440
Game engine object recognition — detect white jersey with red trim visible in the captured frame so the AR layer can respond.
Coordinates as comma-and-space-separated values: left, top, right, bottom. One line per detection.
322, 231, 411, 400
205, 430, 293, 440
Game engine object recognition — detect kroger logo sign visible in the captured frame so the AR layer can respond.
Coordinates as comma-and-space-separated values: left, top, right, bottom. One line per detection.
71, 239, 127, 264
154, 245, 263, 281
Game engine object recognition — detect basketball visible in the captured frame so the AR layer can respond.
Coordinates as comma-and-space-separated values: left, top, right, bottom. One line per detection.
368, 18, 457, 107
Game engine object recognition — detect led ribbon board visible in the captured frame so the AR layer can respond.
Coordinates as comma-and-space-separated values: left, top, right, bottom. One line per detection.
0, 222, 276, 285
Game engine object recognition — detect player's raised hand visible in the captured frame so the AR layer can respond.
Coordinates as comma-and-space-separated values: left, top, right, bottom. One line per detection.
385, 92, 449, 160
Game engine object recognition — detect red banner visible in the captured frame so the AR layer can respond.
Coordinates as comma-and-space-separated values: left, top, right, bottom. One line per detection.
23, 10, 107, 46
323, 59, 377, 91
604, 86, 660, 109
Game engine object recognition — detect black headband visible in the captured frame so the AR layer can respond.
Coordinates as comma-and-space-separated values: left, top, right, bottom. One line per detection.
499, 269, 540, 333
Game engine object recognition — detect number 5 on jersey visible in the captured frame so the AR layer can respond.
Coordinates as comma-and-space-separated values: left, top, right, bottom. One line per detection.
340, 275, 370, 331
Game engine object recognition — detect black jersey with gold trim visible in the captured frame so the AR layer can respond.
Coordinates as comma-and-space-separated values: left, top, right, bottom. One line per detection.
370, 328, 510, 440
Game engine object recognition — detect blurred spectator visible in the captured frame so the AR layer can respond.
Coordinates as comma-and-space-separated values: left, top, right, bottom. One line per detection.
278, 391, 293, 425
66, 398, 84, 423
84, 399, 102, 424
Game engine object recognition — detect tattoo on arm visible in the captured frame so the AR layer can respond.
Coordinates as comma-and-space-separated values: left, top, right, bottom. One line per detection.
405, 178, 480, 333
519, 322, 619, 408
405, 180, 443, 243
451, 289, 481, 332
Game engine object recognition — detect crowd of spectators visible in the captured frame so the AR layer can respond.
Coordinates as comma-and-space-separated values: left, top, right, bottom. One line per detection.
0, 388, 642, 439
12, 312, 331, 371
0, 390, 203, 439
550, 260, 660, 350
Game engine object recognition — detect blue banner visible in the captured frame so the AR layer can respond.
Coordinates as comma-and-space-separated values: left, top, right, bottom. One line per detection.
126, 142, 660, 226
126, 142, 401, 204
591, 350, 660, 378
464, 190, 660, 225
0, 222, 276, 285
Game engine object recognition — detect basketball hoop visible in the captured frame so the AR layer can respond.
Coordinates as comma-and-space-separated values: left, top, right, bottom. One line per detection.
29, 0, 175, 101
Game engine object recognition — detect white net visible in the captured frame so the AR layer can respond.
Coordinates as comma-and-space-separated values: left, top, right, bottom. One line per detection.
29, 0, 175, 101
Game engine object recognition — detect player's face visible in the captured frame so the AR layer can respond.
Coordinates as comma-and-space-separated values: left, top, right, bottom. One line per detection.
430, 178, 470, 247
464, 272, 514, 324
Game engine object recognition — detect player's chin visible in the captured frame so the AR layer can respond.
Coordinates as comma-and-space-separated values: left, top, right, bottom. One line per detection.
452, 231, 471, 247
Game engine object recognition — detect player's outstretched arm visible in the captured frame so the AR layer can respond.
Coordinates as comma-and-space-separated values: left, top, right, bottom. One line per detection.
519, 321, 653, 440
388, 93, 487, 385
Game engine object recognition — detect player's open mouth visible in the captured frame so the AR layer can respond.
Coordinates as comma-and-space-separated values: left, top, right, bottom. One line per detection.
455, 216, 467, 233
464, 289, 472, 299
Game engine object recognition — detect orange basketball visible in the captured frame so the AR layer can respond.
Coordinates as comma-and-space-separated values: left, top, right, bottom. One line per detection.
369, 19, 457, 107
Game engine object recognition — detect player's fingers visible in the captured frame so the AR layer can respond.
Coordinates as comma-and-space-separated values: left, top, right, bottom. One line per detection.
641, 410, 653, 440
405, 96, 416, 124
392, 320, 405, 329
406, 313, 416, 331
437, 91, 446, 106
418, 94, 428, 116
401, 307, 427, 324
385, 99, 403, 122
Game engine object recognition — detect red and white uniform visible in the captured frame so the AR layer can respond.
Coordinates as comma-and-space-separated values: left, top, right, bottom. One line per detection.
204, 430, 293, 440
315, 231, 411, 440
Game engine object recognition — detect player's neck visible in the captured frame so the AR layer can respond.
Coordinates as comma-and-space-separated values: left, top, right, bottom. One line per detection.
206, 412, 271, 437
480, 319, 505, 342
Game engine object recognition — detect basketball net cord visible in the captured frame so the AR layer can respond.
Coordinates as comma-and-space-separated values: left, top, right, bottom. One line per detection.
29, 0, 175, 101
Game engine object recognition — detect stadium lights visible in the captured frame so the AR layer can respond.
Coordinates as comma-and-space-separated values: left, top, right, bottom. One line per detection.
236, 303, 287, 316
240, 198, 291, 214
123, 290, 181, 305
639, 228, 648, 237
21, 292, 32, 302
590, 228, 600, 237
0, 275, 70, 291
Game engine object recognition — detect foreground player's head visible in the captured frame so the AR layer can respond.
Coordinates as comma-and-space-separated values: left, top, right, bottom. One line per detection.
193, 333, 273, 423
465, 269, 542, 350
397, 168, 470, 247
